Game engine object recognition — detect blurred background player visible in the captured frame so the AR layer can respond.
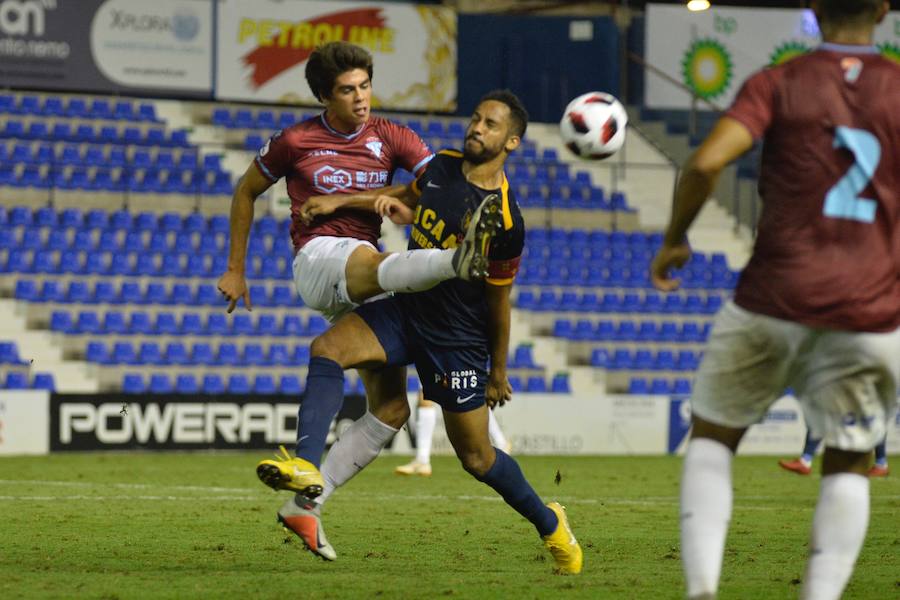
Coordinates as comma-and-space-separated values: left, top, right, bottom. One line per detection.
650, 1, 899, 599
779, 430, 889, 477
395, 391, 511, 476
270, 90, 582, 573
216, 41, 497, 552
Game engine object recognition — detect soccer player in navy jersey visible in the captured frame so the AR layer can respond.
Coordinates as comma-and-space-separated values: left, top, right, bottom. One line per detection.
651, 2, 898, 598
215, 42, 498, 559
271, 89, 583, 573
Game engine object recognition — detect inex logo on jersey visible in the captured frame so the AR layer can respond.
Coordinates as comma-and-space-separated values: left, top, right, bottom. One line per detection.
313, 165, 353, 193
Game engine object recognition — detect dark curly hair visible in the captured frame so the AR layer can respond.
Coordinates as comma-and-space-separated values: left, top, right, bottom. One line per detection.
305, 42, 374, 102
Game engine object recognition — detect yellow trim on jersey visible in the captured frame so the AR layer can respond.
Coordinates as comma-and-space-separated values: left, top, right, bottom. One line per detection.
486, 277, 515, 286
439, 149, 463, 158
500, 174, 513, 231
411, 177, 422, 197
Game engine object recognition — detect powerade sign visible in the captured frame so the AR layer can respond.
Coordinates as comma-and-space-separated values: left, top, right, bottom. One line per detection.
50, 394, 365, 451
0, 0, 212, 96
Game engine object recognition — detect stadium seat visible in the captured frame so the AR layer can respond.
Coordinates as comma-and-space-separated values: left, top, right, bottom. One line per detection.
206, 314, 230, 336
293, 345, 311, 366
32, 372, 55, 391
166, 342, 190, 366
175, 374, 199, 394
217, 343, 240, 366
129, 312, 153, 335
510, 344, 537, 369
280, 375, 303, 395
139, 342, 165, 366
508, 375, 523, 393
14, 279, 38, 301
525, 376, 547, 393
628, 378, 649, 394
112, 342, 137, 365
550, 373, 570, 394
202, 374, 225, 395
268, 344, 291, 366
50, 310, 74, 333
75, 311, 102, 334
192, 343, 215, 366
649, 379, 670, 395
122, 373, 145, 394
232, 314, 254, 336
102, 311, 127, 334
254, 374, 277, 394
282, 315, 304, 337
243, 343, 266, 366
672, 378, 692, 396
181, 313, 203, 336
257, 314, 279, 337
228, 374, 251, 394
148, 374, 172, 394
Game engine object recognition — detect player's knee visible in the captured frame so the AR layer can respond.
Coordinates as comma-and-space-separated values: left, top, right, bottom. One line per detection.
370, 396, 410, 429
458, 449, 494, 478
310, 333, 342, 363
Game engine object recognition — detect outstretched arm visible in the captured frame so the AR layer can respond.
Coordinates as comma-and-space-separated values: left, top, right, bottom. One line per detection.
651, 116, 754, 291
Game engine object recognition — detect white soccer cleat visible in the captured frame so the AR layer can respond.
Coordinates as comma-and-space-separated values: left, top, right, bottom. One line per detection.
277, 494, 336, 561
394, 460, 433, 477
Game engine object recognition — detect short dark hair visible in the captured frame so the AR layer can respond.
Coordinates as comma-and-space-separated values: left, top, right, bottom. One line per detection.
816, 0, 884, 24
477, 89, 529, 139
305, 42, 374, 102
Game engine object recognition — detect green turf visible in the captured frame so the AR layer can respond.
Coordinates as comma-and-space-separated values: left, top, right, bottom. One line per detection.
0, 453, 897, 599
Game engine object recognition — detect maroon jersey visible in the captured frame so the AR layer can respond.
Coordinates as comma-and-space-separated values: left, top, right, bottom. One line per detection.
255, 114, 432, 251
726, 45, 900, 332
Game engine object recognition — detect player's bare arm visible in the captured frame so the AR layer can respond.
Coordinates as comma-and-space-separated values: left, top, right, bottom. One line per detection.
485, 282, 514, 408
217, 161, 273, 313
651, 116, 754, 291
299, 183, 417, 224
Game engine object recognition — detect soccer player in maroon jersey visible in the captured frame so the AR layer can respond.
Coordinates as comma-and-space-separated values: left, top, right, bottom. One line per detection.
650, 2, 898, 598
216, 42, 500, 559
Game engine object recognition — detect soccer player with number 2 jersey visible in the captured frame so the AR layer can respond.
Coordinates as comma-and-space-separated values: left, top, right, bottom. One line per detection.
651, 1, 899, 598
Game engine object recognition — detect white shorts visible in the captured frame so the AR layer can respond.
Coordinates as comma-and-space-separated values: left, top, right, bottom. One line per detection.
292, 236, 382, 323
691, 301, 900, 452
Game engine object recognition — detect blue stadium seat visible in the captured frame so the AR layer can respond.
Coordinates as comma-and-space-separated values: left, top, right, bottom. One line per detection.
650, 378, 670, 395
75, 310, 102, 334
170, 283, 194, 305
202, 374, 225, 394
175, 374, 198, 394
407, 376, 420, 393
243, 343, 266, 366
633, 349, 654, 370
155, 313, 178, 335
307, 315, 328, 336
129, 312, 153, 335
32, 372, 55, 391
232, 314, 254, 336
508, 375, 523, 393
103, 311, 127, 334
93, 281, 117, 304
271, 285, 294, 307
282, 315, 304, 336
672, 378, 692, 396
206, 314, 230, 336
655, 350, 677, 371
280, 375, 303, 395
628, 378, 649, 394
254, 374, 277, 394
196, 284, 220, 306
14, 279, 37, 301
148, 373, 172, 394
217, 343, 240, 366
122, 373, 145, 394
228, 374, 251, 394
590, 348, 610, 368
0, 342, 25, 364
139, 342, 165, 366
510, 345, 537, 369
166, 342, 190, 366
192, 343, 215, 366
50, 310, 74, 333
551, 373, 570, 394
181, 313, 203, 336
257, 314, 278, 337
525, 376, 547, 393
112, 342, 137, 365
293, 345, 310, 366
268, 344, 291, 366
610, 349, 632, 370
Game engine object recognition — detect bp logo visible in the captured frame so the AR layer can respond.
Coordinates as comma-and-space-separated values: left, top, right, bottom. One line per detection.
769, 41, 811, 67
877, 42, 900, 65
681, 38, 733, 101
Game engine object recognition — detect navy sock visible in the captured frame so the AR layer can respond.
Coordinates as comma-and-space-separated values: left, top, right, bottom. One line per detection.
295, 356, 344, 468
874, 439, 887, 465
801, 432, 821, 462
476, 448, 558, 537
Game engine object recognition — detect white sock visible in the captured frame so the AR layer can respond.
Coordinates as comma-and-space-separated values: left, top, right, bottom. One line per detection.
801, 473, 869, 600
414, 405, 437, 464
488, 409, 508, 450
315, 412, 399, 507
376, 249, 456, 293
681, 438, 733, 599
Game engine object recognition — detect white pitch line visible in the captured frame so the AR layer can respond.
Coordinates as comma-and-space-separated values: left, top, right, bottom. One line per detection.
0, 479, 253, 494
0, 495, 261, 502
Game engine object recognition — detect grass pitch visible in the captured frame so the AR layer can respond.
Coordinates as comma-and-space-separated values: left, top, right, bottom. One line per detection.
0, 453, 897, 599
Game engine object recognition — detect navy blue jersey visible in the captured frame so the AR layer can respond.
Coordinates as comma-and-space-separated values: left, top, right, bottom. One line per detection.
397, 150, 525, 348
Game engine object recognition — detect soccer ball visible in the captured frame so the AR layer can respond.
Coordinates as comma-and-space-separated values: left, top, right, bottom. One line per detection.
559, 92, 628, 160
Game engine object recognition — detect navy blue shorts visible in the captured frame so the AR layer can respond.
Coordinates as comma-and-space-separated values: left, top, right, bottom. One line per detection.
354, 297, 488, 412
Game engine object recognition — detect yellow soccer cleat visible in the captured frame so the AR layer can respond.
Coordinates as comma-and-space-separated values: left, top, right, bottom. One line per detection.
256, 445, 324, 498
542, 502, 583, 574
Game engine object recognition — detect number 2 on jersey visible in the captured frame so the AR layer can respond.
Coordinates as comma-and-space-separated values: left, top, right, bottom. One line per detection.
822, 126, 881, 223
